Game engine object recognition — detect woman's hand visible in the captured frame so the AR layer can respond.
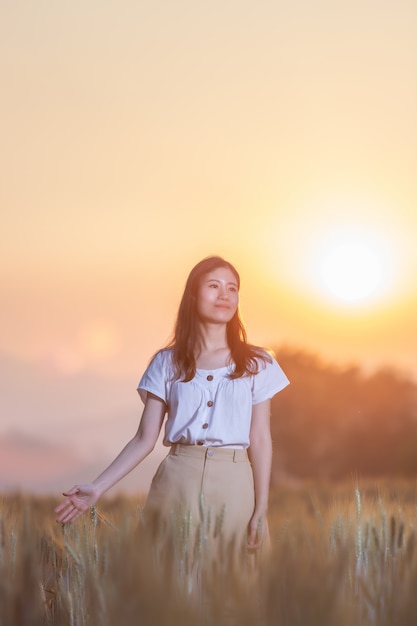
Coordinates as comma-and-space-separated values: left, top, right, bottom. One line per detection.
247, 510, 267, 550
54, 484, 100, 524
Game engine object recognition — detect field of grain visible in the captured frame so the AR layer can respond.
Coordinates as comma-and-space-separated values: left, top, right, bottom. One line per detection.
1, 481, 417, 626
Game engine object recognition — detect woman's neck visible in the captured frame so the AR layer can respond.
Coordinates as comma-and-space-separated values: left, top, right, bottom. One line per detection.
195, 324, 230, 369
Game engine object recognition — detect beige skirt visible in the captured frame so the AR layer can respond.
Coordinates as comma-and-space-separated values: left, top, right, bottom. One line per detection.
143, 444, 255, 555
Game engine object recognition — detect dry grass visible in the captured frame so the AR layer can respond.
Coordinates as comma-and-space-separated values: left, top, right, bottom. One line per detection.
2, 481, 417, 625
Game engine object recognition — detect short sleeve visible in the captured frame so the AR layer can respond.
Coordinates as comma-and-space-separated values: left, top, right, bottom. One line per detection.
137, 350, 172, 404
251, 357, 290, 405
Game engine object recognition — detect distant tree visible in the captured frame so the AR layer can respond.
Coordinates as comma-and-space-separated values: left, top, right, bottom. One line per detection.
271, 347, 417, 481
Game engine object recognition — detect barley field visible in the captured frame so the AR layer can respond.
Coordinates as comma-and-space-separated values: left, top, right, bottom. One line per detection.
1, 481, 417, 626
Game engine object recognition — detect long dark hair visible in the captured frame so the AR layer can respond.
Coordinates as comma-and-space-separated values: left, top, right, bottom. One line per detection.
166, 256, 271, 381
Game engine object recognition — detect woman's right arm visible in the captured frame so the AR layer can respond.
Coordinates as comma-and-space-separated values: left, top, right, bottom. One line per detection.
54, 393, 166, 524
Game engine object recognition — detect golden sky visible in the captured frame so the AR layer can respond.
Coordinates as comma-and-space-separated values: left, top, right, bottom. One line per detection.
1, 0, 416, 492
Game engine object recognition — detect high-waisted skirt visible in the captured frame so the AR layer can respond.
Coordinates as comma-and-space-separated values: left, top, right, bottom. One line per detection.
143, 444, 255, 557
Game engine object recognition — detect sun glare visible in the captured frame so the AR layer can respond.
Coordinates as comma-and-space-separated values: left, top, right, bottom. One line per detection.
318, 239, 384, 303
263, 194, 408, 311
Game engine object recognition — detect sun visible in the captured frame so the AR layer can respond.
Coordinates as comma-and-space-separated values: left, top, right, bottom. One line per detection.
262, 195, 405, 310
316, 236, 386, 304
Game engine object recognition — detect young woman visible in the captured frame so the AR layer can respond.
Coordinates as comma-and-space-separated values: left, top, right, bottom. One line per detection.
55, 256, 289, 557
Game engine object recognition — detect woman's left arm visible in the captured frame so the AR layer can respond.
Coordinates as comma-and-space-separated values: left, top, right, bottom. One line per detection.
247, 398, 272, 549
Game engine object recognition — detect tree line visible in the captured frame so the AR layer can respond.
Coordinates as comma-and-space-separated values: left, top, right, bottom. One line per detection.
270, 347, 417, 481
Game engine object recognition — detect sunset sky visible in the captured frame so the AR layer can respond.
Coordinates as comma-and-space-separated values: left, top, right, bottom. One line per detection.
1, 0, 416, 493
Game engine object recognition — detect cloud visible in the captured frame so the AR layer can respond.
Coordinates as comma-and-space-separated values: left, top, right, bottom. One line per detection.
0, 430, 86, 492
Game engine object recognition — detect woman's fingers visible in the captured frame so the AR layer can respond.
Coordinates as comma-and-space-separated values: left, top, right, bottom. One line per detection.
54, 500, 67, 514
247, 527, 258, 549
59, 507, 82, 524
54, 486, 89, 524
54, 487, 79, 514
247, 532, 261, 549
55, 501, 76, 523
56, 499, 87, 524
247, 515, 265, 549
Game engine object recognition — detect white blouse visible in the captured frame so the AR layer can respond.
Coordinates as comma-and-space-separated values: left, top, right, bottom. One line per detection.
137, 349, 289, 449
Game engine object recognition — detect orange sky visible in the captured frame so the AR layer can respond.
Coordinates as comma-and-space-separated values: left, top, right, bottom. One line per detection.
1, 0, 416, 493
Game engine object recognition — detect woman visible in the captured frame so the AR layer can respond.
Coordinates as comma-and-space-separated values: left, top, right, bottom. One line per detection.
55, 256, 289, 557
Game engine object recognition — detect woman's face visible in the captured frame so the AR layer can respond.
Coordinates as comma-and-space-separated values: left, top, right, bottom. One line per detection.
196, 266, 239, 325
